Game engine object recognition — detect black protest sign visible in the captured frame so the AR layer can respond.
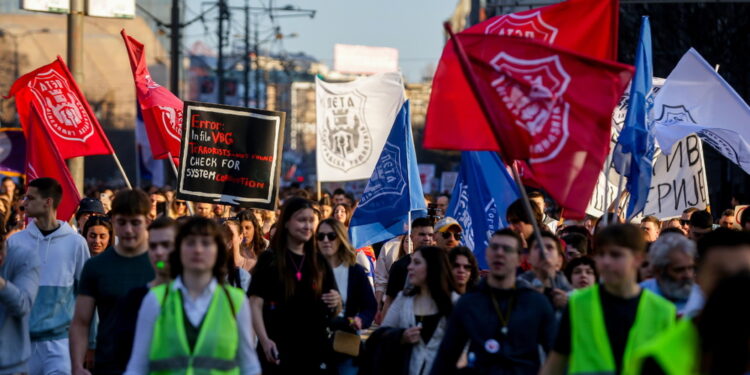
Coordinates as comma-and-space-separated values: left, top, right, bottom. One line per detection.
176, 101, 285, 210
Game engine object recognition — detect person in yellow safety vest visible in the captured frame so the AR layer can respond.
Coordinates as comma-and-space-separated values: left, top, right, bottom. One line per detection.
124, 217, 261, 375
628, 229, 750, 375
540, 224, 676, 375
630, 272, 750, 375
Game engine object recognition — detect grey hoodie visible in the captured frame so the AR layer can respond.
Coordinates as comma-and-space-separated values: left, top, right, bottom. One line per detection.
0, 238, 40, 374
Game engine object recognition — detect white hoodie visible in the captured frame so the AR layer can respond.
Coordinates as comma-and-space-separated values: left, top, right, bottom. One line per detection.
7, 220, 89, 341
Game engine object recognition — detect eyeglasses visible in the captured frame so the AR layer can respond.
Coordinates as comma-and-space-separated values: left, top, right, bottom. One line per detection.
680, 219, 690, 225
441, 232, 462, 241
174, 201, 187, 206
316, 232, 337, 242
488, 243, 518, 254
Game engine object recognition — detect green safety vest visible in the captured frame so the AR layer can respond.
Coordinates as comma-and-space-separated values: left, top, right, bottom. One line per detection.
626, 318, 700, 375
568, 284, 676, 375
148, 282, 246, 375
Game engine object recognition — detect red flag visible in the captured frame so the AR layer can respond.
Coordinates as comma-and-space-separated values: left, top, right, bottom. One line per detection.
25, 109, 81, 222
424, 0, 619, 151
7, 57, 114, 159
427, 34, 632, 219
121, 29, 183, 165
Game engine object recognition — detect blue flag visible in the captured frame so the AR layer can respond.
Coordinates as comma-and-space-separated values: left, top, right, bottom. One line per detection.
613, 16, 654, 219
447, 151, 519, 269
349, 101, 426, 249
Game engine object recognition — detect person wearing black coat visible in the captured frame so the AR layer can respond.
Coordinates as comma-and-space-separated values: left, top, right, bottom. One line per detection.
317, 218, 378, 375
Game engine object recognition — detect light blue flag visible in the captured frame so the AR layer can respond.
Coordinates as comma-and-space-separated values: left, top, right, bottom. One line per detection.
613, 16, 654, 220
446, 151, 520, 269
349, 101, 426, 249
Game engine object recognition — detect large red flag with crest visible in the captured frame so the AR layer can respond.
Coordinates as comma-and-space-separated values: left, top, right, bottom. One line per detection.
426, 34, 632, 219
25, 110, 81, 221
121, 29, 183, 165
424, 0, 619, 151
7, 56, 113, 159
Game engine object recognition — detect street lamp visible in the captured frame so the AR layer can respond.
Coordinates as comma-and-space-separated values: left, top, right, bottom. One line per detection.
0, 28, 51, 80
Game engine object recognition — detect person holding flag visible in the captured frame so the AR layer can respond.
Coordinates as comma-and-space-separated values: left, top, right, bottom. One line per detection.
541, 224, 675, 375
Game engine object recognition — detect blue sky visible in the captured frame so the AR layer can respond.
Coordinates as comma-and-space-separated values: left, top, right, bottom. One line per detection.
184, 0, 457, 82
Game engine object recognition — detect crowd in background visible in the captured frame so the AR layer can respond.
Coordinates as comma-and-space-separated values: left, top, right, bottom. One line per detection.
2, 177, 750, 375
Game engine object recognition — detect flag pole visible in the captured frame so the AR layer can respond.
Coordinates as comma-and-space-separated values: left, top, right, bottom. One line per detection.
613, 157, 628, 222
444, 22, 546, 260
167, 152, 193, 215
603, 154, 612, 226
111, 152, 133, 190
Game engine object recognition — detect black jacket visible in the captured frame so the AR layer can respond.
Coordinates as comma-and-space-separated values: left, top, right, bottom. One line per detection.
341, 264, 378, 329
429, 279, 556, 375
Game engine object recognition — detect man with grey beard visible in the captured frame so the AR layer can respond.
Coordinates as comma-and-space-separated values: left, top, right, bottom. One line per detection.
640, 233, 698, 315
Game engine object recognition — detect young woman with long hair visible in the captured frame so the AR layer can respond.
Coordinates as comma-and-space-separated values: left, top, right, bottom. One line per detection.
448, 246, 480, 294
236, 209, 268, 271
316, 218, 377, 375
222, 219, 252, 291
380, 246, 458, 375
125, 217, 260, 375
332, 203, 352, 227
248, 197, 342, 374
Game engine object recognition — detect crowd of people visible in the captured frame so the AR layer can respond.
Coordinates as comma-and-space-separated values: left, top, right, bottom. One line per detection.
2, 177, 750, 375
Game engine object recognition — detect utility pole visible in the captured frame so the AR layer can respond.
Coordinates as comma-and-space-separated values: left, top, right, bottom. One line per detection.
170, 0, 180, 96
254, 19, 260, 108
217, 0, 227, 104
243, 0, 250, 107
67, 0, 84, 195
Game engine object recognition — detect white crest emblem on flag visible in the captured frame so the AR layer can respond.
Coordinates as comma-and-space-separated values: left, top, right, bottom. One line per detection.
489, 53, 571, 162
29, 69, 94, 142
483, 11, 559, 42
156, 106, 183, 141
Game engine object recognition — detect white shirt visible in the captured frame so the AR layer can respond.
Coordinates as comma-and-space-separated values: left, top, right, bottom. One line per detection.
333, 264, 349, 307
124, 277, 261, 375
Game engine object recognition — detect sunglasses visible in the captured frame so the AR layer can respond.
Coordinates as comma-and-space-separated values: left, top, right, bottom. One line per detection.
680, 219, 690, 225
441, 231, 462, 241
316, 232, 337, 242
174, 201, 187, 206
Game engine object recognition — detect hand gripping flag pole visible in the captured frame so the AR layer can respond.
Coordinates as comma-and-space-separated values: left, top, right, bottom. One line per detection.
443, 22, 547, 260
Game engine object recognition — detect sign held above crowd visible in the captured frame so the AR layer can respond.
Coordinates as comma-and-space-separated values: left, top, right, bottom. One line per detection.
176, 101, 285, 211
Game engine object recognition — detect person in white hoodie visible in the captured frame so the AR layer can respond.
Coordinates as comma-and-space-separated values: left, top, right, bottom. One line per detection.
8, 177, 89, 375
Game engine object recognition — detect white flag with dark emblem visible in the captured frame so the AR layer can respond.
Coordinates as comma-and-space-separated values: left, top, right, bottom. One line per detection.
652, 48, 750, 174
316, 72, 405, 182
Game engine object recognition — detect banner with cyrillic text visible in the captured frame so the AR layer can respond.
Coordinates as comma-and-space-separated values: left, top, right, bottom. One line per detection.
177, 101, 285, 210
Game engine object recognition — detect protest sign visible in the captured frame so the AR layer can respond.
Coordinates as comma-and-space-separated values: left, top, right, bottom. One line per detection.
176, 101, 285, 210
641, 134, 709, 219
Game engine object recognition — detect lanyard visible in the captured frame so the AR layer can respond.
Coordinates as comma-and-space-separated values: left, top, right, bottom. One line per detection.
489, 288, 515, 336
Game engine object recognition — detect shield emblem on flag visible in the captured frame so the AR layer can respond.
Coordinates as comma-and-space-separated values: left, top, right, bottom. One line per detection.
490, 52, 571, 162
155, 106, 183, 141
483, 11, 559, 42
358, 142, 405, 210
320, 90, 373, 172
28, 69, 95, 142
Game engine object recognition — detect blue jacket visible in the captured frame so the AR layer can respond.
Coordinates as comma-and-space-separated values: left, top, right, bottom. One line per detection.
0, 238, 40, 373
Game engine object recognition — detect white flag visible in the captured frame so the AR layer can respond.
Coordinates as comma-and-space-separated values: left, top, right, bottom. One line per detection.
316, 72, 405, 182
652, 48, 750, 174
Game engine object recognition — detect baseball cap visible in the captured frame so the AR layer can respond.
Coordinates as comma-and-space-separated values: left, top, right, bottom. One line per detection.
434, 217, 462, 233
78, 198, 105, 215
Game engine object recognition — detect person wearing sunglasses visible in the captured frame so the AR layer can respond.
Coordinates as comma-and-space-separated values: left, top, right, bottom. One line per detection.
168, 199, 189, 219
316, 218, 377, 375
434, 217, 463, 251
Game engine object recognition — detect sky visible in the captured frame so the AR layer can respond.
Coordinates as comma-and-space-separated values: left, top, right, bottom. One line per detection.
183, 0, 458, 82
